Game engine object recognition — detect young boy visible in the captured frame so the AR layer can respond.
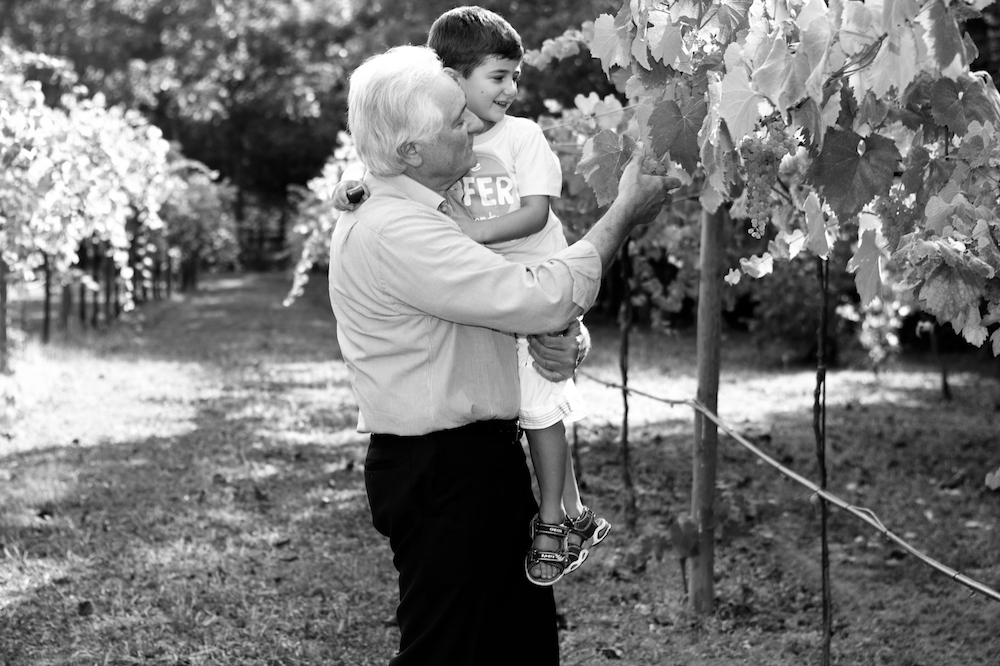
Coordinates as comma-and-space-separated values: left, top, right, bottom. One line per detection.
333, 6, 610, 586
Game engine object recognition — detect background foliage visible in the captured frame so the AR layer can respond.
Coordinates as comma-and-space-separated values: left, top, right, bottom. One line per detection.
5, 0, 1000, 360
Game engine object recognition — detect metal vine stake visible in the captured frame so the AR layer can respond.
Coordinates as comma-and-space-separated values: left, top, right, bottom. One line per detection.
618, 240, 638, 533
815, 256, 832, 666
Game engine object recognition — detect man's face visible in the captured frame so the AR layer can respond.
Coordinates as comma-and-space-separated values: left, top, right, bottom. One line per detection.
458, 56, 520, 131
413, 73, 484, 187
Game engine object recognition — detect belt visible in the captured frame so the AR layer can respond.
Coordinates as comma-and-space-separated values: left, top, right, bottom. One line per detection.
371, 419, 521, 446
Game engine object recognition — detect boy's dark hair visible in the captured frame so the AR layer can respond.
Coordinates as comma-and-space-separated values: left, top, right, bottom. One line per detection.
427, 6, 523, 77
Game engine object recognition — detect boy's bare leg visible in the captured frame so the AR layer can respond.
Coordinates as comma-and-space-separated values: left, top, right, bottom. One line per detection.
561, 453, 586, 550
525, 421, 569, 581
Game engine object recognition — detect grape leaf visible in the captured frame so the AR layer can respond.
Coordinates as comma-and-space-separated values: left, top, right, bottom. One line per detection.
957, 122, 1000, 168
719, 62, 765, 143
901, 145, 930, 194
822, 88, 842, 132
893, 235, 995, 344
797, 0, 837, 102
883, 0, 921, 28
648, 13, 689, 72
739, 253, 774, 278
647, 96, 705, 174
576, 129, 637, 207
929, 75, 1000, 135
839, 1, 879, 57
862, 29, 918, 99
700, 181, 725, 213
792, 97, 823, 146
919, 267, 987, 345
986, 465, 1000, 491
591, 13, 631, 75
711, 0, 752, 46
847, 229, 884, 306
805, 191, 831, 258
856, 92, 889, 130
751, 33, 809, 117
924, 0, 966, 75
806, 129, 900, 219
923, 195, 956, 235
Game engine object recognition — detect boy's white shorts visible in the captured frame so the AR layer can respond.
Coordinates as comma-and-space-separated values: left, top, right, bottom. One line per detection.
516, 335, 587, 430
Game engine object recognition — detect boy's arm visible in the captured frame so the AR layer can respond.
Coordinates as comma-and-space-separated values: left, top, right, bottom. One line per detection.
456, 195, 550, 244
332, 162, 370, 211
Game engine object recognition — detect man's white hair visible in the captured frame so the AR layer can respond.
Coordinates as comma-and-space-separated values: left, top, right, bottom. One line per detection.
348, 45, 448, 177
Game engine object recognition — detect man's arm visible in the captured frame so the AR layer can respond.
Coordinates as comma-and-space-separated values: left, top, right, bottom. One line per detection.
373, 150, 678, 337
528, 318, 590, 381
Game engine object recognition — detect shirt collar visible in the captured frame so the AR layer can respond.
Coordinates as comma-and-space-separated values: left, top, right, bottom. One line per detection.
374, 173, 447, 211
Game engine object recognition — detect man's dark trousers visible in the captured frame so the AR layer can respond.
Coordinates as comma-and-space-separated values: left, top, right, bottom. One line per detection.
365, 420, 559, 665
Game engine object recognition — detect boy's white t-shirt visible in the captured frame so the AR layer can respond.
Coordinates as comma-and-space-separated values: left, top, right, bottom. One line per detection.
456, 115, 567, 265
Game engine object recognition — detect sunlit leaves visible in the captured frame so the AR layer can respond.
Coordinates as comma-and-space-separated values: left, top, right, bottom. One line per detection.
1, 46, 172, 284
839, 1, 881, 57
847, 229, 885, 305
894, 236, 995, 343
567, 0, 1000, 359
718, 61, 765, 143
738, 252, 773, 278
920, 0, 968, 76
986, 466, 1000, 491
647, 13, 689, 73
804, 192, 832, 258
591, 13, 632, 75
861, 29, 918, 99
806, 129, 899, 219
711, 0, 752, 46
752, 33, 809, 117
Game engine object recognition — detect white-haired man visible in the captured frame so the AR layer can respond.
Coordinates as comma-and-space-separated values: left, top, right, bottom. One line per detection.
329, 45, 678, 665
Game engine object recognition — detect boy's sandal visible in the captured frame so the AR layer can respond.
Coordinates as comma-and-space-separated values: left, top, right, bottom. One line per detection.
524, 515, 570, 587
564, 507, 612, 574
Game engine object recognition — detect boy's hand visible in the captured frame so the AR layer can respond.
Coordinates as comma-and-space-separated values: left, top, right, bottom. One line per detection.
333, 180, 370, 211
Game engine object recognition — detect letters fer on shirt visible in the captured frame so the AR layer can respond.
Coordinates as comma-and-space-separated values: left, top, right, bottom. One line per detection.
459, 155, 516, 221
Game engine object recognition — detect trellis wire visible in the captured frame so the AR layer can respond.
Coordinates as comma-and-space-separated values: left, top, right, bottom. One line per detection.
576, 370, 1000, 604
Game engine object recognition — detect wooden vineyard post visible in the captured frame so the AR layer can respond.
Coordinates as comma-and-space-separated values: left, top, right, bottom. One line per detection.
689, 206, 724, 612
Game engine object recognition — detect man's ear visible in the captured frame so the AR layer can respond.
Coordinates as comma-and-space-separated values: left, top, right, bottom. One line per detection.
399, 141, 422, 168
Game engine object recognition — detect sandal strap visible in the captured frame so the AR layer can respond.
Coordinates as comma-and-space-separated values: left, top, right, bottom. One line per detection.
531, 516, 570, 539
566, 507, 596, 535
527, 548, 567, 565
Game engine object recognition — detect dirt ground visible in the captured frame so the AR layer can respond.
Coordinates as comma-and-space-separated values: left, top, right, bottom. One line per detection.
1, 272, 998, 665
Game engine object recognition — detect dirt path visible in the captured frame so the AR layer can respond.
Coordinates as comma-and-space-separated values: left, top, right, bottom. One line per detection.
1, 272, 999, 665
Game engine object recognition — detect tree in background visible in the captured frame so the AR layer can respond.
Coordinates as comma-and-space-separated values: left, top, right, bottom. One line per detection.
2, 1, 627, 268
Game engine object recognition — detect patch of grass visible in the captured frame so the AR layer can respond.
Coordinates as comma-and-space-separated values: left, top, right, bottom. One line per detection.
1, 272, 999, 666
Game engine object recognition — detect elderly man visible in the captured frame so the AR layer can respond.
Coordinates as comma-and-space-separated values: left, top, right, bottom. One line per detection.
329, 45, 678, 666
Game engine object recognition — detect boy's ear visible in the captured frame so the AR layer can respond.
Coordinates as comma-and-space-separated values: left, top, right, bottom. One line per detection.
442, 67, 462, 82
399, 141, 422, 168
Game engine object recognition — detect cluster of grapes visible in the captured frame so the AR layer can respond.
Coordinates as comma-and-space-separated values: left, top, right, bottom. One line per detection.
739, 127, 796, 238
873, 189, 915, 252
641, 154, 669, 176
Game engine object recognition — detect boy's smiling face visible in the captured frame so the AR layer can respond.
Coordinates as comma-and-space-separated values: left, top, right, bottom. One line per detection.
458, 55, 521, 131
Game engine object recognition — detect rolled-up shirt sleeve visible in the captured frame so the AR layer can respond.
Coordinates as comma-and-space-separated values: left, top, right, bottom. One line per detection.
379, 208, 601, 334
